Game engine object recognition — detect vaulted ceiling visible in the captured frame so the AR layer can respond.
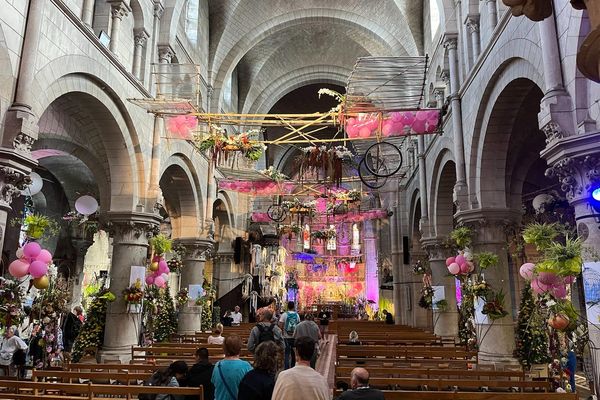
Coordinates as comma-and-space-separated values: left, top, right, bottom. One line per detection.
207, 0, 425, 113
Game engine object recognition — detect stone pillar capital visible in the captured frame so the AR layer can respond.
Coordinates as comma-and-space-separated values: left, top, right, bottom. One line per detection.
174, 238, 215, 261
421, 237, 453, 261
456, 208, 521, 244
133, 28, 149, 46
541, 131, 600, 203
466, 15, 480, 33
443, 35, 458, 51
153, 0, 164, 18
109, 1, 131, 19
103, 211, 161, 242
157, 45, 175, 64
433, 86, 446, 104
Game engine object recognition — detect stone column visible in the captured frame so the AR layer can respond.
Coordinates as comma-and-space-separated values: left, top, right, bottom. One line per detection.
108, 1, 130, 54
422, 238, 459, 337
363, 220, 379, 304
537, 8, 577, 140
157, 45, 175, 97
101, 212, 160, 361
466, 16, 481, 63
132, 29, 149, 81
542, 131, 600, 394
484, 0, 498, 30
390, 204, 402, 324
70, 238, 93, 309
81, 0, 96, 27
149, 1, 164, 94
457, 209, 521, 364
443, 35, 468, 210
176, 238, 214, 333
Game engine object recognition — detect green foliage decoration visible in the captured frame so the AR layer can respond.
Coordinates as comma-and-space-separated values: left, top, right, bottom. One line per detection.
150, 234, 172, 255
522, 222, 559, 251
475, 252, 499, 270
450, 226, 473, 249
515, 285, 550, 367
152, 286, 177, 342
71, 288, 115, 362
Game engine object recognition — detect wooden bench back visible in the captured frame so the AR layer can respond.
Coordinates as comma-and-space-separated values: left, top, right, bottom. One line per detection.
332, 390, 577, 400
335, 366, 525, 379
336, 346, 477, 360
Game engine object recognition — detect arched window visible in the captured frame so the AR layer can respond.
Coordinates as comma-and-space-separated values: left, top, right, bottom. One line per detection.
430, 0, 441, 40
185, 0, 199, 45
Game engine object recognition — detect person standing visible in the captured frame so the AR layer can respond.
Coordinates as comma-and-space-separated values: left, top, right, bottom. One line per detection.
278, 301, 299, 369
247, 308, 284, 353
63, 306, 83, 355
336, 367, 384, 400
237, 341, 278, 400
293, 313, 321, 368
186, 347, 214, 400
0, 326, 28, 377
318, 308, 330, 338
271, 336, 330, 400
211, 335, 252, 400
231, 305, 243, 325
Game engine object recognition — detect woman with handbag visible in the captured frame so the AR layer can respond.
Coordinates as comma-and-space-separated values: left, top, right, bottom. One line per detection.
211, 335, 252, 400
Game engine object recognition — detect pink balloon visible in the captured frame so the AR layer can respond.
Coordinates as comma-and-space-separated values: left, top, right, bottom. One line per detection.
448, 262, 460, 275
366, 119, 379, 131
158, 260, 168, 273
466, 261, 475, 273
412, 119, 427, 133
402, 112, 415, 126
445, 257, 456, 267
459, 263, 470, 274
519, 263, 535, 280
346, 125, 359, 138
359, 127, 372, 138
382, 122, 394, 137
29, 260, 48, 278
154, 276, 165, 288
8, 259, 30, 278
23, 242, 41, 259
551, 284, 568, 299
415, 111, 429, 121
346, 118, 357, 127
455, 255, 466, 265
425, 121, 437, 133
538, 271, 559, 286
36, 249, 53, 265
145, 276, 155, 285
390, 112, 403, 122
564, 275, 576, 284
391, 121, 405, 135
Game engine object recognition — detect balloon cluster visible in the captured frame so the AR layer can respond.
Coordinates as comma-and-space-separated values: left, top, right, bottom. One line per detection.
445, 251, 475, 276
166, 115, 198, 140
345, 110, 440, 138
519, 263, 573, 299
145, 255, 171, 288
8, 242, 53, 289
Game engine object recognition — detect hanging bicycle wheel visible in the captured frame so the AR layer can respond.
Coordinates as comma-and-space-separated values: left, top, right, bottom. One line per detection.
267, 204, 288, 222
363, 141, 402, 177
358, 158, 388, 189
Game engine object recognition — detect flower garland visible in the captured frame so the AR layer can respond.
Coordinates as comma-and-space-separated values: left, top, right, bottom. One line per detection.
0, 278, 25, 329
218, 180, 295, 195
194, 128, 265, 165
252, 208, 388, 223
71, 288, 116, 362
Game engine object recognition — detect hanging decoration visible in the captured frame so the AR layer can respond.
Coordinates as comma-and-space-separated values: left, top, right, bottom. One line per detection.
351, 223, 360, 255
194, 128, 265, 165
166, 115, 198, 140
298, 145, 353, 185
303, 224, 311, 250
146, 234, 173, 288
218, 180, 296, 195
252, 208, 388, 223
249, 291, 258, 314
345, 109, 441, 138
242, 274, 253, 298
74, 195, 99, 216
326, 224, 337, 251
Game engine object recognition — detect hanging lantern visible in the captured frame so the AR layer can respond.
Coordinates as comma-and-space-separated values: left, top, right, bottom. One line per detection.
326, 224, 337, 251
303, 224, 311, 250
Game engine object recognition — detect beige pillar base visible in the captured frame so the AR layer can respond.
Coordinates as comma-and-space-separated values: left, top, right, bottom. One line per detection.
433, 310, 459, 337
476, 320, 518, 365
178, 306, 202, 334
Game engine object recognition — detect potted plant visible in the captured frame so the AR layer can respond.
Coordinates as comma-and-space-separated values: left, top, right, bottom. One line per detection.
450, 226, 473, 249
150, 234, 172, 256
175, 288, 189, 309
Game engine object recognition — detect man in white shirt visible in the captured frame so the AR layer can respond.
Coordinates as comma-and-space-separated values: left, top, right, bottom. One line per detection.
231, 305, 243, 325
272, 336, 330, 400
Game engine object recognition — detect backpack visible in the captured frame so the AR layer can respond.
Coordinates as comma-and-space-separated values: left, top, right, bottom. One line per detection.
284, 311, 299, 335
256, 323, 275, 344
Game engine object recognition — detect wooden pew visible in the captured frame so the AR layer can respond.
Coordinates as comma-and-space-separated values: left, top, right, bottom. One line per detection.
131, 345, 253, 359
332, 390, 578, 400
32, 369, 152, 384
335, 366, 525, 380
334, 376, 551, 392
336, 357, 475, 368
336, 345, 478, 360
0, 379, 204, 399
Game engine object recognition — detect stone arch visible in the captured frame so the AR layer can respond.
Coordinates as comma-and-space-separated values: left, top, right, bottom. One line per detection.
474, 76, 544, 209
408, 188, 421, 239
130, 0, 146, 29
213, 197, 233, 247
210, 12, 411, 111
468, 57, 545, 208
159, 155, 202, 238
244, 66, 350, 114
31, 58, 149, 210
431, 154, 457, 238
159, 0, 187, 46
32, 138, 110, 209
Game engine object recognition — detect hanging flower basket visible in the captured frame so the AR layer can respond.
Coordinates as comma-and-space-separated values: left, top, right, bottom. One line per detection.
194, 128, 265, 166
298, 145, 353, 185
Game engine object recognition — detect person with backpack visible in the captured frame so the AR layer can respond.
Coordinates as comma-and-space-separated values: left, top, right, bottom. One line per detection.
278, 301, 299, 369
247, 308, 284, 354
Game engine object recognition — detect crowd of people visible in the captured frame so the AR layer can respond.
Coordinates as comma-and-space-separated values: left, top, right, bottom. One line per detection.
139, 301, 384, 400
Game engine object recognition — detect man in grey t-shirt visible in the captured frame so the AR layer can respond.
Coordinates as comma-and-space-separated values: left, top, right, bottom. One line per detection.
293, 313, 321, 368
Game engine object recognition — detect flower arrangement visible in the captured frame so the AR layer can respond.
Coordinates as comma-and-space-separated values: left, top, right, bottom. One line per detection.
150, 234, 172, 255
471, 280, 490, 297
418, 286, 435, 309
194, 128, 265, 164
0, 278, 25, 328
412, 260, 428, 275
167, 258, 184, 274
278, 224, 302, 236
71, 287, 115, 362
515, 285, 550, 366
260, 166, 288, 181
11, 213, 61, 240
63, 211, 99, 238
475, 252, 499, 270
481, 290, 509, 320
434, 299, 449, 312
176, 288, 189, 308
282, 198, 316, 215
122, 280, 144, 304
298, 145, 353, 185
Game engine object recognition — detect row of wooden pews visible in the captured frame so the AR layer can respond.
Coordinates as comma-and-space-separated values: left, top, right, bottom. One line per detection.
0, 323, 258, 399
333, 321, 575, 399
